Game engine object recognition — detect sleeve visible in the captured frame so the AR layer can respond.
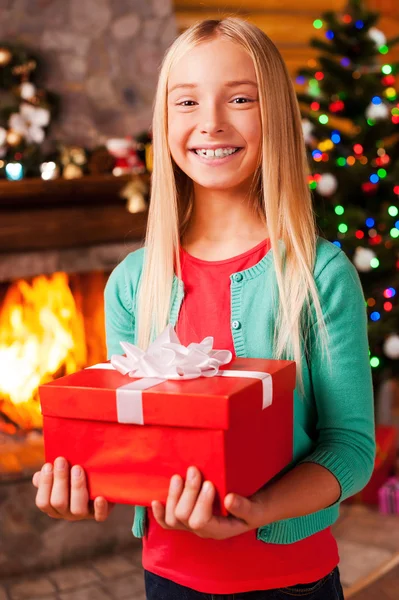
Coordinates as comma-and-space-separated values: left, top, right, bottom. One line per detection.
104, 260, 136, 359
298, 249, 376, 506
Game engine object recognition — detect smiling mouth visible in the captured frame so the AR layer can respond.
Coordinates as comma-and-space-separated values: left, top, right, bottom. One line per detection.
190, 147, 242, 159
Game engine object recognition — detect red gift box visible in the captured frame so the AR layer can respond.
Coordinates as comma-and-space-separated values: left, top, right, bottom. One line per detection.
39, 357, 295, 515
346, 425, 398, 505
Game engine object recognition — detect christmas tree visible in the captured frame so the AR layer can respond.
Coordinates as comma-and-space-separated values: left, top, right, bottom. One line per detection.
297, 0, 399, 395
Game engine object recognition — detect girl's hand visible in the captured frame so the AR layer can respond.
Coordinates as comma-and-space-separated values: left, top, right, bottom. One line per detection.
32, 457, 114, 522
151, 466, 267, 540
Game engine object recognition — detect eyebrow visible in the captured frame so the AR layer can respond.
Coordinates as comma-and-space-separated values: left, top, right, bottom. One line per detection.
168, 80, 258, 93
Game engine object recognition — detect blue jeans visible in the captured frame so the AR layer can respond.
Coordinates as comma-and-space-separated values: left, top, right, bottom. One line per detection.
144, 566, 345, 599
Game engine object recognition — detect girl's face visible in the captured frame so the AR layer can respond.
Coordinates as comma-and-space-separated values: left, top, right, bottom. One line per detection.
167, 38, 262, 192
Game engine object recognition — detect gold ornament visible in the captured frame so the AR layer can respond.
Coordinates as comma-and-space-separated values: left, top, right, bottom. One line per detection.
6, 130, 23, 146
120, 178, 148, 214
0, 48, 12, 66
63, 163, 83, 179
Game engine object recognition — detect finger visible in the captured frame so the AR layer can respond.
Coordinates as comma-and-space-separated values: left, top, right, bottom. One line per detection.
70, 466, 91, 518
50, 457, 70, 515
32, 471, 41, 488
188, 481, 215, 530
224, 493, 256, 523
165, 475, 185, 528
94, 497, 110, 522
174, 467, 202, 524
35, 463, 59, 518
151, 500, 167, 528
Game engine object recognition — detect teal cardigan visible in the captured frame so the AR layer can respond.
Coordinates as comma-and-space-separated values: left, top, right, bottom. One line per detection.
104, 236, 376, 544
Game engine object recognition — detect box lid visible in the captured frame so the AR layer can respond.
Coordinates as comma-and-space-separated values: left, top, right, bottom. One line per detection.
39, 358, 296, 430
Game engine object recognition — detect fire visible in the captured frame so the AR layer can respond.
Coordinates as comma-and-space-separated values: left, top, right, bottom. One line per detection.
0, 272, 87, 431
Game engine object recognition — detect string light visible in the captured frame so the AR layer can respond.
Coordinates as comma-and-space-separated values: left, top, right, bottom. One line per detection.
5, 162, 23, 181
313, 19, 323, 29
367, 298, 376, 306
319, 114, 329, 124
370, 174, 379, 183
310, 101, 320, 111
355, 230, 365, 239
370, 257, 380, 268
353, 144, 363, 154
355, 20, 364, 29
390, 228, 399, 238
326, 30, 334, 40
379, 45, 389, 55
378, 168, 387, 178
336, 157, 346, 166
370, 357, 380, 368
366, 218, 375, 227
331, 131, 341, 143
384, 302, 393, 311
338, 223, 348, 233
388, 206, 399, 217
382, 64, 392, 75
341, 57, 351, 67
315, 71, 324, 80
384, 288, 396, 298
335, 205, 344, 215
370, 312, 380, 321
372, 96, 382, 105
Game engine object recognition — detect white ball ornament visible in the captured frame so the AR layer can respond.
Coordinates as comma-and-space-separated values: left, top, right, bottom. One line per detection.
302, 118, 315, 144
316, 173, 338, 197
353, 247, 376, 272
368, 27, 387, 49
383, 334, 399, 360
365, 101, 389, 121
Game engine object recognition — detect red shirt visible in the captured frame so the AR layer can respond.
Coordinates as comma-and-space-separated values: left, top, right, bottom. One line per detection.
142, 239, 339, 594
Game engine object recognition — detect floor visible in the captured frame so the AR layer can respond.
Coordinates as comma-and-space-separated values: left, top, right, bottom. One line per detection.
1, 504, 399, 600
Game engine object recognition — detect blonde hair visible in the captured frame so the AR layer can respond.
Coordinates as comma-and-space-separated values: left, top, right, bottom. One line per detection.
137, 17, 331, 395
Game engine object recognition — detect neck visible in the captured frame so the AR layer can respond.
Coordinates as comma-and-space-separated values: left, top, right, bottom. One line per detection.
181, 182, 268, 260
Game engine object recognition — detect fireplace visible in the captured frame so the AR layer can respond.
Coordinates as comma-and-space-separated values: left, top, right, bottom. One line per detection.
0, 175, 147, 577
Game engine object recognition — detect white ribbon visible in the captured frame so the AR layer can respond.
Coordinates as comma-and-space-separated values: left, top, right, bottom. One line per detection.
110, 324, 233, 380
87, 326, 273, 424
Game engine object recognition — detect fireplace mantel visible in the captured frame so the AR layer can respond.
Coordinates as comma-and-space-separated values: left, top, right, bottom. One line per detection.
0, 174, 148, 254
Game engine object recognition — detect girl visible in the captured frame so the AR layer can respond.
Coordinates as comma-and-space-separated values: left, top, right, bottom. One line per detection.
33, 18, 376, 600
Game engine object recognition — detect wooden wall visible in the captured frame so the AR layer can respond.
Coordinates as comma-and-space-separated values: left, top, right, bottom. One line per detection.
173, 1, 399, 80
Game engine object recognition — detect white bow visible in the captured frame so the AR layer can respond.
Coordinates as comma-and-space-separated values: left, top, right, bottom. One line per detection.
111, 325, 232, 380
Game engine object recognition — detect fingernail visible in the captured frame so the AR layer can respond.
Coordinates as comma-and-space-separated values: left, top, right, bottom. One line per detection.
171, 475, 181, 489
187, 467, 196, 481
72, 466, 81, 479
203, 481, 212, 494
42, 463, 52, 474
55, 458, 66, 470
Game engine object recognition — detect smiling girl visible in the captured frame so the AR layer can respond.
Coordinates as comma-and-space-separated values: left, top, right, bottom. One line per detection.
33, 18, 375, 600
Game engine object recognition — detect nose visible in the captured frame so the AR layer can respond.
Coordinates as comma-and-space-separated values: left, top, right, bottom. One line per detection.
200, 103, 226, 136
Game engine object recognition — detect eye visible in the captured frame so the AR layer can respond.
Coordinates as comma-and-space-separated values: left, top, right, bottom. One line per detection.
177, 100, 197, 107
231, 97, 254, 104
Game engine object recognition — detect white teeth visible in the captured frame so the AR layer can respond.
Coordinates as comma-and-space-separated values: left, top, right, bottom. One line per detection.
194, 147, 239, 158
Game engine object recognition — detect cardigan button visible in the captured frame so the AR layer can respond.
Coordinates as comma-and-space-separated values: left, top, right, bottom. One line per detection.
233, 273, 243, 282
232, 320, 241, 330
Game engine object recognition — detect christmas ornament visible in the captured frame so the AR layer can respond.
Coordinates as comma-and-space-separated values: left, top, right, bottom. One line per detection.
120, 178, 148, 214
63, 163, 83, 180
0, 47, 12, 66
365, 101, 389, 121
302, 119, 315, 144
40, 161, 59, 180
6, 130, 23, 146
60, 145, 87, 179
353, 247, 376, 272
5, 162, 24, 181
368, 27, 387, 49
8, 103, 50, 144
20, 81, 36, 101
316, 173, 338, 197
106, 138, 145, 176
383, 334, 399, 359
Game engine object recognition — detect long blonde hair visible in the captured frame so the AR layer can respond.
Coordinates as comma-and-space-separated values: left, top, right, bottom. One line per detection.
137, 17, 331, 395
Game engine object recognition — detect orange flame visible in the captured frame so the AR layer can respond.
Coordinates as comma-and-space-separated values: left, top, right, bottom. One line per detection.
0, 273, 87, 431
